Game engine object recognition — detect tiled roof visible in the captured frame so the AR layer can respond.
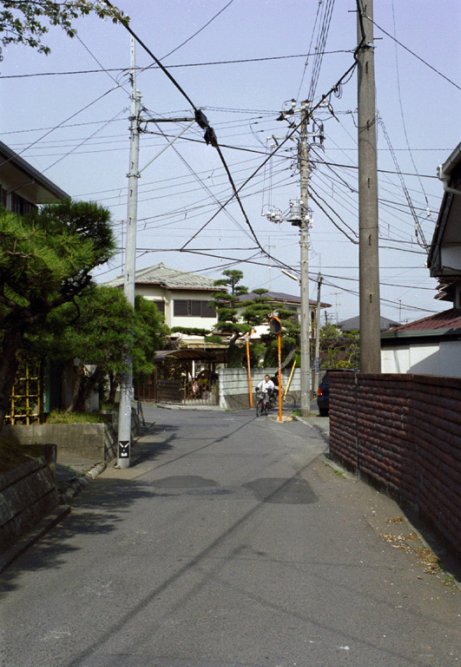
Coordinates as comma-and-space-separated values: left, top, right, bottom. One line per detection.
106, 263, 217, 291
239, 290, 330, 308
385, 308, 461, 334
340, 315, 400, 332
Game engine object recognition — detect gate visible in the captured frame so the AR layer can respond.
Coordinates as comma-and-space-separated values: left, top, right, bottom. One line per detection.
136, 361, 220, 407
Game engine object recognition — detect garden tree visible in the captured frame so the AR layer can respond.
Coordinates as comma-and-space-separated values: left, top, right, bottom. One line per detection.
239, 288, 273, 367
320, 323, 359, 369
257, 301, 300, 370
0, 200, 115, 428
36, 287, 168, 411
0, 1, 125, 55
211, 269, 250, 366
211, 271, 300, 369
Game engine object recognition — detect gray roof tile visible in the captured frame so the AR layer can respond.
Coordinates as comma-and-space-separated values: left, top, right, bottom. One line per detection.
106, 262, 216, 291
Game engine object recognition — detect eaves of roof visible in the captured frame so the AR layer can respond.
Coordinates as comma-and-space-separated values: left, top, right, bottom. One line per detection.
0, 141, 69, 203
381, 308, 461, 342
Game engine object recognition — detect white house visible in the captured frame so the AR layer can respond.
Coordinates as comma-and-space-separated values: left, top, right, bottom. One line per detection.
106, 262, 218, 332
381, 143, 461, 377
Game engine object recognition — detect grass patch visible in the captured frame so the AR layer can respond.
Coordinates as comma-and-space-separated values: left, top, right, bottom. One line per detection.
47, 411, 104, 424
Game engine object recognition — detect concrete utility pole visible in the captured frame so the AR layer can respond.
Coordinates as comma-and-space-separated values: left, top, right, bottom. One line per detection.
117, 37, 141, 469
269, 100, 312, 416
298, 100, 311, 416
357, 0, 381, 373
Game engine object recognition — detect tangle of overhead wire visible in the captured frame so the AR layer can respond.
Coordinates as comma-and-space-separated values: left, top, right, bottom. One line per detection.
308, 0, 336, 102
103, 0, 297, 272
0, 83, 124, 168
141, 111, 259, 245
179, 59, 360, 254
295, 0, 323, 102
309, 188, 358, 244
378, 117, 428, 250
41, 107, 127, 174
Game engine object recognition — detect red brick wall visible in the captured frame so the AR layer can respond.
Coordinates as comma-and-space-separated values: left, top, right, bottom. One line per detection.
329, 372, 461, 558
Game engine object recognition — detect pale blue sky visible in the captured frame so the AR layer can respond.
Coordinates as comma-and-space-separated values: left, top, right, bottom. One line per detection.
1, 0, 460, 323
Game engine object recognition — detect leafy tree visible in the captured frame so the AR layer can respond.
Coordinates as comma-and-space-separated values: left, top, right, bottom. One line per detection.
320, 323, 359, 369
36, 287, 168, 411
0, 1, 126, 55
0, 200, 114, 426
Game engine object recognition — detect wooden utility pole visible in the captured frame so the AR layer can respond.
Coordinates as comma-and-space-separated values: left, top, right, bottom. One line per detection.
299, 101, 311, 416
357, 0, 381, 373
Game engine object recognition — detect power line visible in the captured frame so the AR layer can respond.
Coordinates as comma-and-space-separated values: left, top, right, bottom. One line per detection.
370, 16, 461, 91
158, 0, 235, 61
0, 83, 125, 167
0, 51, 352, 80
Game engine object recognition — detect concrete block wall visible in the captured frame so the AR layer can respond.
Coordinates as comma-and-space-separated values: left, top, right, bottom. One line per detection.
0, 457, 59, 552
329, 372, 461, 558
218, 368, 300, 410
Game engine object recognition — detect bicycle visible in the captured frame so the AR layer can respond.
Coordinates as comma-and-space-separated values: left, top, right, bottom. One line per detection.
282, 392, 297, 410
255, 390, 270, 417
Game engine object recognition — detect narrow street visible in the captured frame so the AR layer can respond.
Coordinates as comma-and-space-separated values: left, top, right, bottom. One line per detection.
1, 406, 460, 667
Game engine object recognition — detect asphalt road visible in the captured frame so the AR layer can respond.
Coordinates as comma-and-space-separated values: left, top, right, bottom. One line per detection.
1, 406, 460, 666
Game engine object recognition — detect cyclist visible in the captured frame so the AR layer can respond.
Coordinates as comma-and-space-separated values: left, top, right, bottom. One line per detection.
256, 374, 278, 414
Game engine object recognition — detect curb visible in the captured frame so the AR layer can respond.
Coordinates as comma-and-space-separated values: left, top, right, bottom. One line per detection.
59, 460, 107, 503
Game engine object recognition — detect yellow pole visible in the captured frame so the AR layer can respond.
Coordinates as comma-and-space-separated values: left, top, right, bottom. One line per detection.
246, 334, 253, 408
285, 359, 297, 398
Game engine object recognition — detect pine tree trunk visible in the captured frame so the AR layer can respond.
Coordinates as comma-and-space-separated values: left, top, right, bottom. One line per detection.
0, 329, 23, 431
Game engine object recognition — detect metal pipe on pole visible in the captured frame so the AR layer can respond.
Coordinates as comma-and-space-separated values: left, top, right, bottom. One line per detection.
299, 101, 311, 416
357, 0, 381, 373
117, 37, 141, 469
314, 273, 323, 394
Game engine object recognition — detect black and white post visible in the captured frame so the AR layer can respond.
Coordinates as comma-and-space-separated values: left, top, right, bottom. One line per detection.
117, 37, 141, 469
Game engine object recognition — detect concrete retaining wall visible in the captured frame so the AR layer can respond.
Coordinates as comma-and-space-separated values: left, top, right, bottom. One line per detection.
329, 371, 461, 558
1, 422, 117, 462
0, 457, 59, 552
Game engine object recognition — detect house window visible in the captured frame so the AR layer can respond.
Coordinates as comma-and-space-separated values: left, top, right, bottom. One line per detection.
173, 300, 215, 318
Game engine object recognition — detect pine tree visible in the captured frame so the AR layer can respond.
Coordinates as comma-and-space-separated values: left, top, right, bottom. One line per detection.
0, 200, 115, 426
